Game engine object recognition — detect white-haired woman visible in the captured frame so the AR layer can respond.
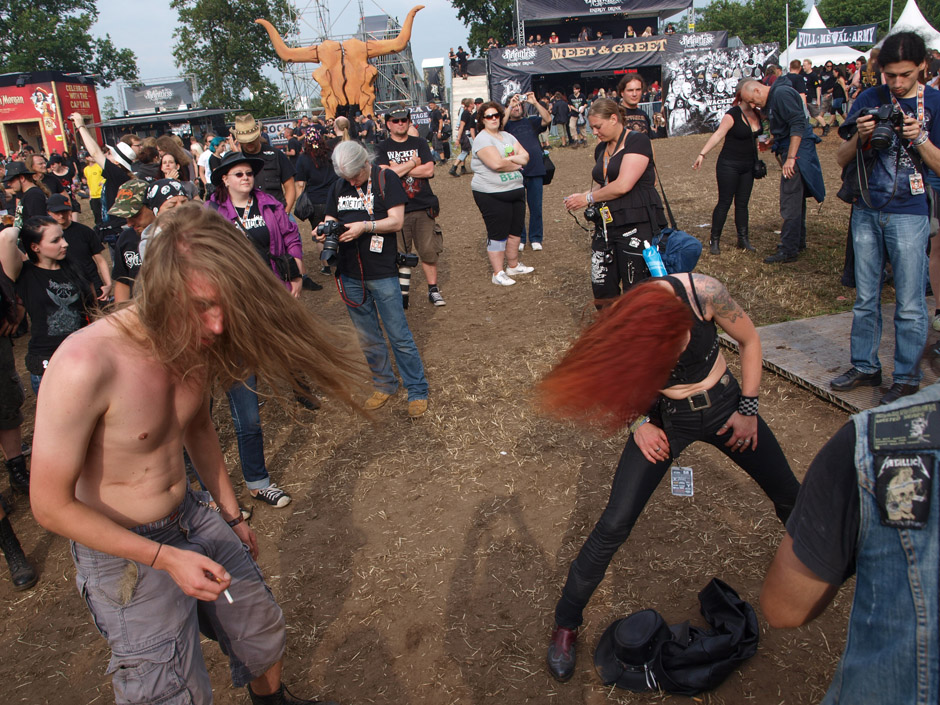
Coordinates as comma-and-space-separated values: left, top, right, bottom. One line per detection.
316, 141, 430, 418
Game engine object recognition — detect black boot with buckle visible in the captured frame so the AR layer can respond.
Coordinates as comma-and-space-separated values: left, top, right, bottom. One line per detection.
0, 517, 37, 591
709, 235, 720, 255
6, 454, 28, 493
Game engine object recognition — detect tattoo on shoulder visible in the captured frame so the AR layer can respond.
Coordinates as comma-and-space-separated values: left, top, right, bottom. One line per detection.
694, 274, 744, 324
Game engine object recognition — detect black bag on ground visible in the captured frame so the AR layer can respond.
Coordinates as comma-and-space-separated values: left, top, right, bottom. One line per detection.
594, 578, 759, 697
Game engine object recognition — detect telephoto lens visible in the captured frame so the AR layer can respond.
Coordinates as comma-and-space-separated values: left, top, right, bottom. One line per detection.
398, 265, 412, 308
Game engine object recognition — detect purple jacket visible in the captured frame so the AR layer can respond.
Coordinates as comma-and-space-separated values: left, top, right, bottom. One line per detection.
208, 189, 302, 289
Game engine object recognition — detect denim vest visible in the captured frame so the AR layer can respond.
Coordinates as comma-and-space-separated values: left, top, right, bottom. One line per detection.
824, 385, 940, 704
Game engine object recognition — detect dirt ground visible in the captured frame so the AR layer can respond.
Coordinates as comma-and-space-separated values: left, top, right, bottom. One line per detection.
3, 133, 862, 704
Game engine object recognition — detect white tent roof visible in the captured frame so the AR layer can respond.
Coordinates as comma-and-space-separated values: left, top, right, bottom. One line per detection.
780, 5, 867, 66
877, 0, 940, 51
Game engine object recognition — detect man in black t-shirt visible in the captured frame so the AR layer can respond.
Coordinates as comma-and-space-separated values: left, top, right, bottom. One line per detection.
617, 75, 652, 135
802, 59, 822, 123
319, 140, 430, 418
47, 194, 112, 300
780, 60, 807, 102
230, 114, 296, 213
427, 101, 444, 159
3, 161, 46, 228
282, 126, 303, 167
377, 108, 445, 307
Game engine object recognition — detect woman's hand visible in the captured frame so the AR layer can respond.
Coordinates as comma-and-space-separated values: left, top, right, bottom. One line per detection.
165, 167, 180, 180
718, 411, 758, 452
692, 154, 704, 170
563, 192, 590, 211
289, 278, 302, 298
635, 421, 671, 464
338, 220, 368, 242
97, 283, 113, 301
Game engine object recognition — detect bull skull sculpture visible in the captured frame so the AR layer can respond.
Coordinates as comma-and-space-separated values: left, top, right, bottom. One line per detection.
256, 5, 424, 119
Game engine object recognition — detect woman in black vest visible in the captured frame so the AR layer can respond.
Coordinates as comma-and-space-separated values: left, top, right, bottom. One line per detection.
693, 83, 762, 254
540, 274, 799, 682
564, 98, 665, 302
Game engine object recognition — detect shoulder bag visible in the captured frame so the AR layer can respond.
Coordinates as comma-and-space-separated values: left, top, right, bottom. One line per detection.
747, 112, 767, 180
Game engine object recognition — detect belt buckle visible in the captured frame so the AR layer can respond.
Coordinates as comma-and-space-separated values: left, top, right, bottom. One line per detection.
688, 390, 711, 411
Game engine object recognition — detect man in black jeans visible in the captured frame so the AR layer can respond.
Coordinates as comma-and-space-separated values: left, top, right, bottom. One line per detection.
740, 80, 825, 263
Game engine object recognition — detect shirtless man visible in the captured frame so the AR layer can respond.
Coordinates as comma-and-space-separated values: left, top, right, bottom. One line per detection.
27, 203, 364, 705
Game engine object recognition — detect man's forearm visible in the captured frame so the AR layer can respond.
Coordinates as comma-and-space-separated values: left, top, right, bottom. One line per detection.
787, 134, 802, 161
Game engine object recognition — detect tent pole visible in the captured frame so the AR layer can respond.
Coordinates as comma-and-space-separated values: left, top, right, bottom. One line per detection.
785, 2, 790, 60
889, 0, 894, 30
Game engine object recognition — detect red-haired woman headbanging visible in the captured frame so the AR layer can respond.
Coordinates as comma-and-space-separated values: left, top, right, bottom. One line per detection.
539, 273, 799, 683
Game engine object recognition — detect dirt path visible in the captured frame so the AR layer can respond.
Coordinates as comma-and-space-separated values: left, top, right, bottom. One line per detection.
3, 134, 857, 704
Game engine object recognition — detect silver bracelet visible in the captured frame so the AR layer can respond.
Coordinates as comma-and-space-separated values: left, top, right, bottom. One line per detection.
913, 131, 929, 147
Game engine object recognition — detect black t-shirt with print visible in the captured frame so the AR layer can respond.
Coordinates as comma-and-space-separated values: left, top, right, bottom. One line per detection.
101, 160, 131, 227
62, 221, 104, 288
286, 137, 303, 166
232, 199, 271, 262
15, 261, 89, 374
42, 173, 65, 195
622, 107, 652, 135
325, 166, 408, 280
802, 70, 821, 102
111, 226, 141, 291
376, 136, 436, 213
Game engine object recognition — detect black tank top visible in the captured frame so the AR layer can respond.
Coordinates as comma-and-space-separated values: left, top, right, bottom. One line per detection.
664, 274, 720, 387
718, 106, 761, 163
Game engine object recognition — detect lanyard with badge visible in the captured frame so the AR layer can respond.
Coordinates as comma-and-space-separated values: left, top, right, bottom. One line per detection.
354, 178, 384, 254
232, 196, 254, 234
889, 83, 926, 195
599, 127, 628, 229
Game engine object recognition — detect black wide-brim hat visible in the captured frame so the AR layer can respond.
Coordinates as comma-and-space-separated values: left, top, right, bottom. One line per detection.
594, 609, 673, 691
2, 160, 34, 183
210, 151, 265, 187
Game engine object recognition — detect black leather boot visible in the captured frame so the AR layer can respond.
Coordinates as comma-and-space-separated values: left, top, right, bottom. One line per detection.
6, 455, 28, 493
709, 237, 720, 255
248, 683, 337, 705
736, 228, 755, 251
0, 517, 37, 591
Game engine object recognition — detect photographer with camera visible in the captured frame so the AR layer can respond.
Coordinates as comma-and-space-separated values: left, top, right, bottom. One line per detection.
830, 31, 940, 405
564, 98, 665, 302
317, 141, 430, 418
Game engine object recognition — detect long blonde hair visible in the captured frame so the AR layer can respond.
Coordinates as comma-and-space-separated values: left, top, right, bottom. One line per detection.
333, 116, 353, 142
125, 203, 367, 406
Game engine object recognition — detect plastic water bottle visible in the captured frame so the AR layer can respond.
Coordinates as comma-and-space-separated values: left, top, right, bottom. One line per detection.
643, 240, 667, 277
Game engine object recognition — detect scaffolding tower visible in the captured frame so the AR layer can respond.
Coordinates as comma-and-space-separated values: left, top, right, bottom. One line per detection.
277, 1, 424, 117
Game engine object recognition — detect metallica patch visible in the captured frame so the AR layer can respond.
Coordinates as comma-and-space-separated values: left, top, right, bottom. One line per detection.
870, 402, 940, 451
873, 453, 933, 529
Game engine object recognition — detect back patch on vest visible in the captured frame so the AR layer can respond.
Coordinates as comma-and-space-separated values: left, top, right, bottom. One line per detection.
873, 453, 933, 529
870, 402, 940, 451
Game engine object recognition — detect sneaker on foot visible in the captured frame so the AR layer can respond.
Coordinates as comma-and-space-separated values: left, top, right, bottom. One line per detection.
319, 265, 331, 276
531, 242, 543, 251
428, 289, 446, 306
301, 275, 322, 291
518, 242, 525, 251
492, 271, 516, 286
364, 391, 394, 410
408, 399, 428, 418
933, 314, 940, 332
506, 262, 535, 275
251, 484, 292, 508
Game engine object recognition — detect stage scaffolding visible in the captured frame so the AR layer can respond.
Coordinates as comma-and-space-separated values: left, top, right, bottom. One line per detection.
277, 1, 424, 117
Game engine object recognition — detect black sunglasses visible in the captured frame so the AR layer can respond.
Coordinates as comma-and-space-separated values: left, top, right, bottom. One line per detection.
483, 113, 500, 119
388, 118, 409, 124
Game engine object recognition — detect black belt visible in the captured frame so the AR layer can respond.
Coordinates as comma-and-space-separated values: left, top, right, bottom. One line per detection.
661, 374, 731, 414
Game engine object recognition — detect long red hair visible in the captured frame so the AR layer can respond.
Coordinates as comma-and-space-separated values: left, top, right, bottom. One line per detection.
536, 283, 693, 434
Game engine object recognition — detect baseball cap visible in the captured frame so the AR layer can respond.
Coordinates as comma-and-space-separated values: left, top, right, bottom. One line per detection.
107, 179, 148, 218
46, 194, 73, 213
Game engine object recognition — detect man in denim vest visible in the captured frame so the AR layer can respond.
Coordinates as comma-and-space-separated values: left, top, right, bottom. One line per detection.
761, 384, 940, 704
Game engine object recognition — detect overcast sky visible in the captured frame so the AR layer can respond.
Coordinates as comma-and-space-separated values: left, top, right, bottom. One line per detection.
92, 0, 472, 106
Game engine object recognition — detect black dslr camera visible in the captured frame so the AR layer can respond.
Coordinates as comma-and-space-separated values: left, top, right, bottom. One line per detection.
316, 221, 346, 266
858, 104, 905, 150
583, 205, 604, 225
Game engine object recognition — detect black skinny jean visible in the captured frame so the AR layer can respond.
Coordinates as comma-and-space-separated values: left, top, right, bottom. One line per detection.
554, 374, 799, 629
711, 157, 754, 240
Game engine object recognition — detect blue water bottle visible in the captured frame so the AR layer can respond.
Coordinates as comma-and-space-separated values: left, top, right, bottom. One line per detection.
643, 240, 667, 277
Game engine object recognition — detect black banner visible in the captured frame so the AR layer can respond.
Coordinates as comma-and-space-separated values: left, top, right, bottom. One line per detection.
488, 32, 727, 105
796, 24, 878, 49
123, 80, 195, 114
662, 43, 778, 136
519, 0, 692, 21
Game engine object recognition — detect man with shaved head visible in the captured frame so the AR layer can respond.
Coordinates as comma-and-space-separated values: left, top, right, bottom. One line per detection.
739, 79, 825, 264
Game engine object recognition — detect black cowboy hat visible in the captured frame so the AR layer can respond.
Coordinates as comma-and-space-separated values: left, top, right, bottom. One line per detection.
2, 161, 33, 183
594, 609, 674, 691
210, 151, 265, 187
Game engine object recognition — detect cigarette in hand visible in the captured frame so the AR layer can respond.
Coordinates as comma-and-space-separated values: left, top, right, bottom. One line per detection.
206, 570, 235, 603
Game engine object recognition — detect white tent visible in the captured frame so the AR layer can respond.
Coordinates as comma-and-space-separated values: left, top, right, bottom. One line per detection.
877, 0, 940, 51
779, 6, 866, 67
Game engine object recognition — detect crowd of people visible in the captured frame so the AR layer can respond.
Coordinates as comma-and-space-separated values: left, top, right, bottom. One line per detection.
0, 28, 937, 705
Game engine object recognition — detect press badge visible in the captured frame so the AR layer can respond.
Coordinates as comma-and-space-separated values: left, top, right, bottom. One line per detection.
671, 466, 694, 497
599, 205, 613, 224
910, 172, 925, 195
369, 235, 384, 253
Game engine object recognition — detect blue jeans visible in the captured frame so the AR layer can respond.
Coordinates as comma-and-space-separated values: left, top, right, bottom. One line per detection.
850, 206, 929, 384
520, 176, 544, 244
226, 376, 271, 490
30, 373, 41, 395
340, 275, 428, 400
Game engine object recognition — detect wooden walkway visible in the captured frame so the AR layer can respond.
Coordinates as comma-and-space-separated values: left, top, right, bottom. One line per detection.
721, 303, 940, 414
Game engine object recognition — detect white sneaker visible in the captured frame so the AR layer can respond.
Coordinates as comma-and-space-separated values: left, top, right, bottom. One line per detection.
531, 242, 543, 251
933, 314, 940, 332
518, 242, 525, 251
506, 262, 535, 275
492, 271, 516, 286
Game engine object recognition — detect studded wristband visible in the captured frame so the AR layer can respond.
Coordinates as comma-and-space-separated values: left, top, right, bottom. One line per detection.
737, 395, 759, 416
